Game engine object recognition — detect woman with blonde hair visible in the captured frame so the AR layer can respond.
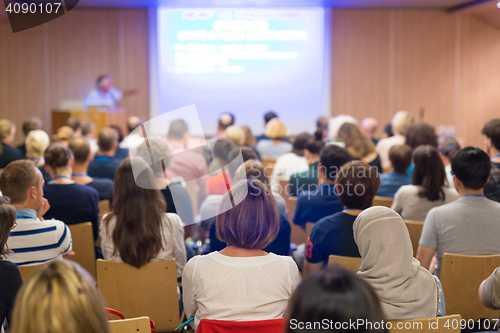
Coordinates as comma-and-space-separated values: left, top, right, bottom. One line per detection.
255, 118, 292, 158
337, 123, 382, 171
52, 126, 74, 146
0, 119, 22, 168
11, 260, 110, 333
25, 129, 52, 182
225, 125, 246, 146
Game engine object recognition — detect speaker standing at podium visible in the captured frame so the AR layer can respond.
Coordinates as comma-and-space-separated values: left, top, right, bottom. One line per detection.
83, 74, 138, 110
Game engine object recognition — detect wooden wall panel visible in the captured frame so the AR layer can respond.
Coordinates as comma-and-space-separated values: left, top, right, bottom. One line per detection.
0, 8, 149, 145
331, 10, 390, 138
393, 11, 456, 127
457, 14, 500, 148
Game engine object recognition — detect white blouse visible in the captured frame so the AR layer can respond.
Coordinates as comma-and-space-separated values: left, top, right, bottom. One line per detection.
100, 212, 187, 278
182, 252, 299, 331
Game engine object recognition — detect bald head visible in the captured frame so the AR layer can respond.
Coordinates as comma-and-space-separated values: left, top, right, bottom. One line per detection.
127, 116, 143, 134
361, 117, 378, 138
69, 137, 91, 164
98, 127, 118, 153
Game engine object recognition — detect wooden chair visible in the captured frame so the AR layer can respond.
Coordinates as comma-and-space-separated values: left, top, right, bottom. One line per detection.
109, 317, 152, 333
390, 314, 461, 333
440, 253, 500, 320
404, 220, 424, 256
372, 196, 394, 208
18, 265, 40, 282
68, 222, 96, 279
285, 196, 297, 223
98, 199, 111, 222
328, 254, 363, 273
278, 177, 289, 197
97, 259, 180, 332
261, 157, 276, 177
285, 196, 306, 245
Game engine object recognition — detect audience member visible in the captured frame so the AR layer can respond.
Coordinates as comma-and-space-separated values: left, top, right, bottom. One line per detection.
270, 132, 311, 193
88, 127, 123, 180
109, 124, 128, 159
10, 260, 109, 333
81, 120, 98, 154
69, 137, 114, 203
0, 160, 72, 266
316, 116, 329, 139
256, 111, 278, 143
417, 147, 500, 276
101, 158, 186, 277
208, 161, 291, 256
327, 115, 357, 143
286, 268, 388, 333
255, 118, 292, 158
479, 266, 500, 310
43, 143, 99, 239
305, 161, 379, 276
288, 131, 324, 197
376, 145, 412, 197
376, 111, 414, 169
439, 137, 461, 188
182, 180, 299, 330
25, 129, 51, 182
405, 123, 438, 150
392, 145, 459, 221
207, 139, 235, 194
361, 117, 379, 145
241, 126, 256, 148
119, 116, 144, 150
133, 138, 194, 225
383, 123, 393, 138
337, 123, 382, 171
166, 119, 208, 204
53, 126, 74, 146
354, 206, 442, 320
482, 118, 500, 203
66, 117, 82, 137
225, 125, 246, 146
16, 118, 41, 158
293, 145, 352, 228
212, 112, 235, 141
0, 120, 22, 169
0, 197, 22, 330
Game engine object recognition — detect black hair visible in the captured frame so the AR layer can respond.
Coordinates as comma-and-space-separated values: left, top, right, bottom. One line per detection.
412, 145, 446, 201
305, 130, 326, 155
482, 118, 500, 151
286, 268, 388, 333
405, 123, 438, 150
383, 123, 393, 137
451, 147, 491, 190
264, 111, 278, 124
292, 132, 312, 157
320, 145, 352, 181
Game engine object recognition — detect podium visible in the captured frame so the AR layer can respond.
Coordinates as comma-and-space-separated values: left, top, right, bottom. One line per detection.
51, 108, 127, 136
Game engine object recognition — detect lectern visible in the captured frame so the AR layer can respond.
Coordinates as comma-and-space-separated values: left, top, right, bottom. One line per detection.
51, 108, 127, 136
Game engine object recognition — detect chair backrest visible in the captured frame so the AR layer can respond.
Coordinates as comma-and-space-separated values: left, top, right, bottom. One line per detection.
197, 318, 284, 333
285, 196, 305, 245
328, 254, 362, 273
305, 222, 315, 237
109, 316, 151, 333
404, 220, 424, 257
98, 199, 111, 222
440, 253, 500, 320
278, 178, 289, 197
261, 157, 276, 177
97, 259, 180, 332
285, 196, 297, 223
67, 222, 96, 279
18, 265, 40, 282
389, 314, 461, 333
372, 196, 394, 208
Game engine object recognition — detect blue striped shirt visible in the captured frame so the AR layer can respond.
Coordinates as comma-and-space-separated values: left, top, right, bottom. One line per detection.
7, 209, 72, 266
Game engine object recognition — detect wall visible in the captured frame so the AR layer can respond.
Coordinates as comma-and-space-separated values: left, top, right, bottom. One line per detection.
0, 8, 149, 145
330, 9, 500, 148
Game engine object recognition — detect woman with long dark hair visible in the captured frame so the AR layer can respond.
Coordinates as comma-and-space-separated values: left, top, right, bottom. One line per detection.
337, 123, 382, 172
392, 145, 459, 221
100, 157, 186, 277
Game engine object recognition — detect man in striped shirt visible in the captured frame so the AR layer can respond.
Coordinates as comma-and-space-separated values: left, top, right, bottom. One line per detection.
0, 160, 72, 266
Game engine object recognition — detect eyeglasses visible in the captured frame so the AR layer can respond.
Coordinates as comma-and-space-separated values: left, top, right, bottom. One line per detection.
11, 221, 17, 230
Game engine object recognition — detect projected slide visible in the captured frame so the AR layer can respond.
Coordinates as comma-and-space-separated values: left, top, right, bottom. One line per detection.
156, 8, 325, 136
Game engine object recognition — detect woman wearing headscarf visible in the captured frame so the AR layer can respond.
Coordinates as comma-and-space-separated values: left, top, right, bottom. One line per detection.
353, 206, 442, 320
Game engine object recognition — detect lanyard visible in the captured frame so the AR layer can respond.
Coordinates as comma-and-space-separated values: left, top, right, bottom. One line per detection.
16, 215, 33, 219
492, 154, 500, 160
72, 173, 89, 177
54, 175, 72, 181
463, 195, 484, 197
